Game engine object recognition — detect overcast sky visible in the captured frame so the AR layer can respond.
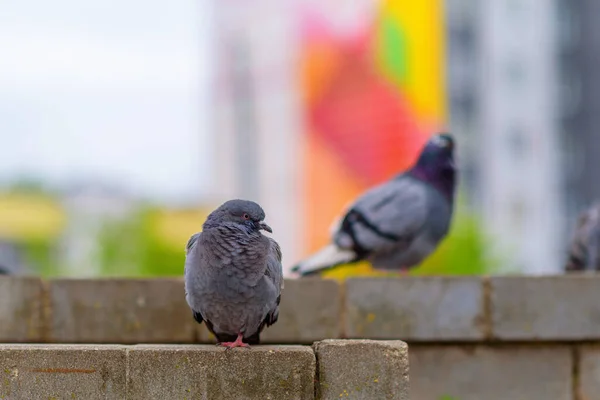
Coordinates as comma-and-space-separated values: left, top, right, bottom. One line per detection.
0, 0, 212, 204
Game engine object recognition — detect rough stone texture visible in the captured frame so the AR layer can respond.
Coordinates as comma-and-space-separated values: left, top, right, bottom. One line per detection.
409, 345, 572, 400
345, 277, 486, 340
0, 344, 127, 400
197, 278, 342, 344
491, 275, 600, 339
0, 276, 45, 342
49, 278, 196, 343
313, 339, 409, 400
127, 344, 315, 400
578, 345, 600, 399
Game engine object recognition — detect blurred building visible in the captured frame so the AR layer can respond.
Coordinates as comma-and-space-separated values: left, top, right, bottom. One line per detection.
59, 182, 137, 276
210, 0, 304, 272
557, 0, 600, 242
212, 0, 600, 275
445, 0, 479, 199
211, 0, 446, 274
446, 0, 563, 273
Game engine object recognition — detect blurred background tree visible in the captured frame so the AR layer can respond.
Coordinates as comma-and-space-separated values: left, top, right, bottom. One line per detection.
96, 206, 209, 277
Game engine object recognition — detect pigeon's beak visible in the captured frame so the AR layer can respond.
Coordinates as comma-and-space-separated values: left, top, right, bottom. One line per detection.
259, 222, 273, 233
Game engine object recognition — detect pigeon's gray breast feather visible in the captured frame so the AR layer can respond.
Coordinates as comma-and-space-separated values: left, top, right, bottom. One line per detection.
184, 228, 283, 338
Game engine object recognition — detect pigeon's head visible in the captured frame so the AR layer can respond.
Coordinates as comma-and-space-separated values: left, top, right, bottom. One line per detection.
421, 133, 454, 161
203, 199, 272, 233
409, 133, 457, 200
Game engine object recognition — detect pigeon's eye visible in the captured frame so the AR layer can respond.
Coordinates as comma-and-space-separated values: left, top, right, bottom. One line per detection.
242, 213, 250, 220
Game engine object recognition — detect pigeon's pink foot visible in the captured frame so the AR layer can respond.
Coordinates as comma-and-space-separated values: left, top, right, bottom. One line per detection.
218, 333, 250, 349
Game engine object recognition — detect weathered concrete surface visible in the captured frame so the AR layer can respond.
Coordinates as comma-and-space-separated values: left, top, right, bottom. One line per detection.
127, 345, 316, 400
261, 278, 342, 343
409, 345, 572, 400
49, 278, 196, 343
198, 278, 342, 344
313, 339, 409, 400
0, 344, 127, 400
491, 276, 600, 339
0, 276, 45, 342
578, 345, 600, 399
345, 277, 486, 340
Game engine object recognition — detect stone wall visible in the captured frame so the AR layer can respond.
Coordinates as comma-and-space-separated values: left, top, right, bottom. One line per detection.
1, 275, 599, 399
0, 341, 409, 399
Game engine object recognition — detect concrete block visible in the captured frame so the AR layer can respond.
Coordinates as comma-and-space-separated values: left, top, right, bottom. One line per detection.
578, 345, 600, 399
127, 344, 316, 399
409, 345, 572, 400
491, 275, 600, 339
313, 339, 409, 400
261, 278, 342, 343
198, 278, 343, 344
49, 278, 196, 343
0, 344, 127, 399
345, 277, 486, 340
0, 276, 45, 342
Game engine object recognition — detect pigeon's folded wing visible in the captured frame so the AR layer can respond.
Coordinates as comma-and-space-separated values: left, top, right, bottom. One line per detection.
336, 176, 429, 253
185, 232, 202, 254
263, 238, 283, 326
567, 204, 600, 271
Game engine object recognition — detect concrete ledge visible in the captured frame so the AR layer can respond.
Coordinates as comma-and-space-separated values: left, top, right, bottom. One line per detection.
578, 345, 600, 399
490, 275, 600, 340
48, 278, 196, 343
0, 342, 409, 399
5, 275, 600, 343
345, 277, 486, 341
314, 339, 409, 400
409, 344, 572, 400
128, 345, 315, 399
0, 277, 46, 342
0, 344, 127, 399
260, 278, 343, 343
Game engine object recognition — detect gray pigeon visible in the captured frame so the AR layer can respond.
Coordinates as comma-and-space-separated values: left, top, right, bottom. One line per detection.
565, 202, 600, 272
184, 199, 283, 349
291, 133, 457, 276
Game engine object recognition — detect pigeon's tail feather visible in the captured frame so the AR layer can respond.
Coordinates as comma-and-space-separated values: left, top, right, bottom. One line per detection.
565, 250, 585, 272
566, 209, 600, 272
291, 244, 358, 276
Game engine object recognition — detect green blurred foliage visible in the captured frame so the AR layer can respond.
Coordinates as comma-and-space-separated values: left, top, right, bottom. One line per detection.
11, 180, 510, 279
7, 186, 61, 277
96, 206, 185, 277
413, 204, 501, 276
6, 176, 52, 195
23, 238, 58, 278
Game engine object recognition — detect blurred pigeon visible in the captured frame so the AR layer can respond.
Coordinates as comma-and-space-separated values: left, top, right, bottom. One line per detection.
0, 239, 23, 275
291, 133, 457, 276
565, 202, 600, 272
184, 199, 283, 349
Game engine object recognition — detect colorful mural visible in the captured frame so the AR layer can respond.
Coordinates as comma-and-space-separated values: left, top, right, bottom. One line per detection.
300, 0, 448, 255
